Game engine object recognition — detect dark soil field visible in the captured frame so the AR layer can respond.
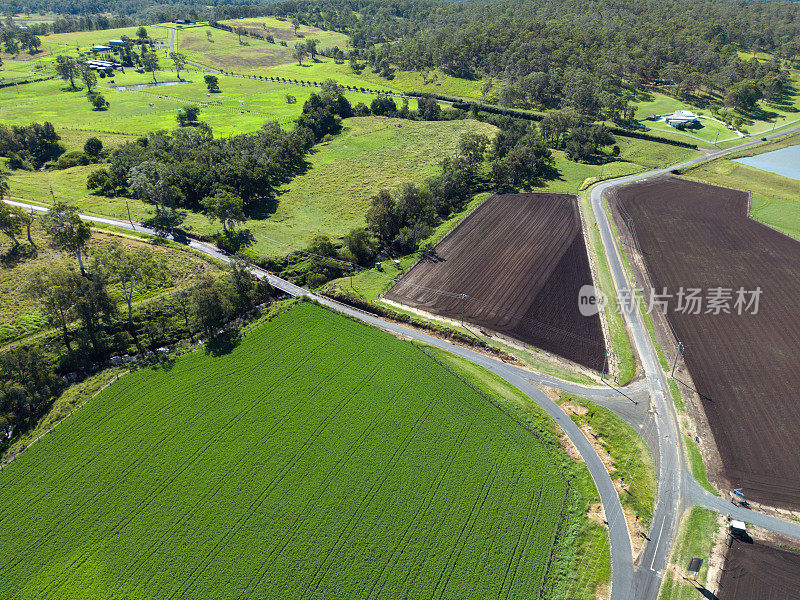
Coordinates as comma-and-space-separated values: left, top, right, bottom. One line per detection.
718, 539, 800, 600
385, 193, 606, 371
610, 176, 800, 508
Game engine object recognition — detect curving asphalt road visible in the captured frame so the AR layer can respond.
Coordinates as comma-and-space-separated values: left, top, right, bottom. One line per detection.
590, 122, 800, 600
5, 121, 800, 600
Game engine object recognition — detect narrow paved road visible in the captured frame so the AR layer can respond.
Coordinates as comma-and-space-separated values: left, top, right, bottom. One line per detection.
590, 122, 800, 600
5, 121, 800, 600
3, 197, 636, 597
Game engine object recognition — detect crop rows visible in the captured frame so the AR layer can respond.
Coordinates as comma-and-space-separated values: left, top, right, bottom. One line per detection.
386, 193, 607, 371
611, 176, 800, 509
0, 303, 568, 599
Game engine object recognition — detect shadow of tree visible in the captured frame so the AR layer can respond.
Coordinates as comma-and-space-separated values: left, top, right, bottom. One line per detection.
205, 327, 241, 356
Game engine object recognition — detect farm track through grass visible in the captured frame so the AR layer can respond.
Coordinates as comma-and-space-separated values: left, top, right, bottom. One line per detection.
0, 302, 582, 600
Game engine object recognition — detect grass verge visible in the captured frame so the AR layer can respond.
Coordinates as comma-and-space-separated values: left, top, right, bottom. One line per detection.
657, 507, 721, 600
559, 392, 657, 528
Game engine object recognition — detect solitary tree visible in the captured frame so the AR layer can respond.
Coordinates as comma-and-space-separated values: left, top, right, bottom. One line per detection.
141, 50, 159, 83
80, 64, 97, 92
136, 26, 148, 40
42, 202, 92, 274
26, 261, 79, 352
201, 190, 245, 233
0, 201, 24, 248
235, 27, 247, 44
291, 16, 301, 35
204, 74, 220, 93
305, 38, 319, 61
55, 55, 80, 89
293, 41, 308, 65
84, 136, 103, 158
94, 242, 164, 344
170, 51, 187, 80
177, 104, 201, 126
90, 94, 109, 110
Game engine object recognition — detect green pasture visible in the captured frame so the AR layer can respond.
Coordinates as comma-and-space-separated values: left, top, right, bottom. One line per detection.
0, 301, 586, 599
175, 23, 348, 73
7, 117, 495, 254
0, 69, 382, 136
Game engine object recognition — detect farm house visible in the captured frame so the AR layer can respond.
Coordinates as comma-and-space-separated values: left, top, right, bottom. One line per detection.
665, 110, 701, 128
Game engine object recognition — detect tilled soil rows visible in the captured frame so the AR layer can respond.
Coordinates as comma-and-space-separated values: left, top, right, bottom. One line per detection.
385, 193, 606, 371
610, 176, 800, 509
718, 539, 800, 599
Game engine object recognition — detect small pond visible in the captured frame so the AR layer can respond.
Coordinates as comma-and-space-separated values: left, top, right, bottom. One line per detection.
113, 81, 188, 91
734, 145, 800, 181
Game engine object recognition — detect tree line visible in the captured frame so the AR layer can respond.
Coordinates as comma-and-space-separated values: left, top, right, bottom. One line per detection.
0, 201, 274, 453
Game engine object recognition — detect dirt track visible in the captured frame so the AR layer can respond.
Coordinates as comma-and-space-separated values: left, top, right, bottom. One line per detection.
610, 176, 800, 509
385, 193, 606, 371
718, 538, 800, 599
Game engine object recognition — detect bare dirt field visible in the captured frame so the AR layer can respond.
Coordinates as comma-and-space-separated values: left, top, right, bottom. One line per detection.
718, 538, 800, 599
385, 193, 606, 371
609, 176, 800, 509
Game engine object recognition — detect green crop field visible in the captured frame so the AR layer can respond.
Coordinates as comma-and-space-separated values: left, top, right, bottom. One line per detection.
0, 301, 580, 599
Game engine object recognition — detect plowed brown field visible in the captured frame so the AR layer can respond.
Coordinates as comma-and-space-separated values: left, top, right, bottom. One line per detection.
385, 193, 606, 371
718, 539, 800, 600
610, 176, 800, 508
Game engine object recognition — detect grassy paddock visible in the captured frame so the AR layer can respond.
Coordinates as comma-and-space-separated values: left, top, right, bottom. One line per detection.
8, 117, 496, 255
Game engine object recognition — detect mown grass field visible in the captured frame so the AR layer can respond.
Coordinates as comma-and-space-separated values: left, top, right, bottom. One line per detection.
633, 64, 800, 147
0, 301, 585, 600
7, 117, 497, 254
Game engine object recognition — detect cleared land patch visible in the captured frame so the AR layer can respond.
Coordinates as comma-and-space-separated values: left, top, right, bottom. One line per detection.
718, 539, 800, 599
0, 302, 574, 599
385, 193, 607, 371
610, 176, 800, 509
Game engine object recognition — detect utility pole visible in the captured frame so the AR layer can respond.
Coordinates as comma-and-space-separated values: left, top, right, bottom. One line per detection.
671, 341, 684, 376
126, 197, 134, 229
459, 293, 468, 326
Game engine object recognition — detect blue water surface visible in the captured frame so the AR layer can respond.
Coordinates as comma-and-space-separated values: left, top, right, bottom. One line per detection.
734, 145, 800, 181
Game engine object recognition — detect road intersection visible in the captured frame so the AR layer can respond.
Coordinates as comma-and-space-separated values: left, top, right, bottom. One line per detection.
5, 122, 800, 600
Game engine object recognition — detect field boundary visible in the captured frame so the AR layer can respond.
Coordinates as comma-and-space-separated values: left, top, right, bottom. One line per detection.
0, 370, 128, 471
416, 343, 573, 599
576, 192, 614, 378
